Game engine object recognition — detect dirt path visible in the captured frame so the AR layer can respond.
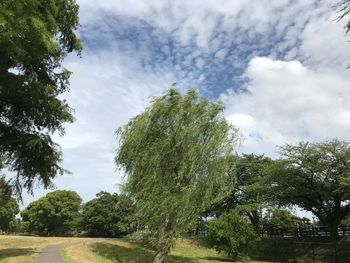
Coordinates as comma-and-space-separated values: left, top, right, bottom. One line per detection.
37, 239, 103, 263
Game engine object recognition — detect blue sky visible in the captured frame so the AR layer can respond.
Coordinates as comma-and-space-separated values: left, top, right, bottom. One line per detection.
21, 0, 350, 209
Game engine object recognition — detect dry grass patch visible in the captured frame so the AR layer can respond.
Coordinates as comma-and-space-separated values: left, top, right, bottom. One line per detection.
62, 238, 236, 263
0, 235, 88, 263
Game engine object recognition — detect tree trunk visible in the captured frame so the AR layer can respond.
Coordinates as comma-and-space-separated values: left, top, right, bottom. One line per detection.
329, 221, 339, 242
153, 219, 171, 263
153, 249, 168, 263
329, 201, 341, 242
247, 210, 260, 233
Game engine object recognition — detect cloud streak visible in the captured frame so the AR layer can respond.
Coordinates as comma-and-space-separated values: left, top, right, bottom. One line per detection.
20, 0, 350, 206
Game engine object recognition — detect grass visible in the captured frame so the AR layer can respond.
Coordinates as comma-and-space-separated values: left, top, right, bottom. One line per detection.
250, 237, 350, 263
62, 238, 271, 263
0, 235, 272, 263
0, 235, 88, 263
2, 234, 349, 262
62, 238, 232, 263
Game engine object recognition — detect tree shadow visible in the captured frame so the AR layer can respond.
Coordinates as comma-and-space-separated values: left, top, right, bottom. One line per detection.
199, 256, 232, 262
250, 238, 350, 263
90, 242, 197, 263
0, 248, 37, 259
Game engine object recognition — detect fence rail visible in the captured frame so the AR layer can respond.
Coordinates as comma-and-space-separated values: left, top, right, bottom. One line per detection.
261, 225, 350, 238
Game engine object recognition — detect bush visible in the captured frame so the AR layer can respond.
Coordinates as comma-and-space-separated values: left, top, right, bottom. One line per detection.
206, 210, 258, 260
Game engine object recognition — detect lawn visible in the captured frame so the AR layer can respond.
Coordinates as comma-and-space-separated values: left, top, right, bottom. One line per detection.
62, 238, 232, 263
0, 235, 271, 263
0, 235, 88, 263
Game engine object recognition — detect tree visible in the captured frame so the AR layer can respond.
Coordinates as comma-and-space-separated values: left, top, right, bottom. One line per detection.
0, 176, 19, 232
206, 210, 258, 261
0, 175, 12, 202
338, 0, 350, 35
265, 140, 350, 241
209, 154, 272, 233
21, 190, 82, 236
0, 197, 19, 233
0, 0, 82, 196
263, 208, 311, 237
116, 89, 238, 263
81, 191, 135, 237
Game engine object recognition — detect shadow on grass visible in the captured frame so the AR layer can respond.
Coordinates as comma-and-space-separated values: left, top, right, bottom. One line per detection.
250, 238, 350, 263
0, 248, 36, 259
90, 242, 198, 263
198, 256, 232, 262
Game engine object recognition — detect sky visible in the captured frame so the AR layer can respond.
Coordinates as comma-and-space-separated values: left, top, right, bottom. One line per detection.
21, 0, 350, 209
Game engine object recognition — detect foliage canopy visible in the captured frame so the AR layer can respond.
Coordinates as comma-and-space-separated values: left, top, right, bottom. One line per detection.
206, 210, 258, 260
81, 191, 135, 237
263, 208, 311, 235
264, 140, 350, 241
116, 89, 238, 263
209, 154, 272, 232
21, 190, 82, 236
0, 176, 19, 232
0, 0, 82, 195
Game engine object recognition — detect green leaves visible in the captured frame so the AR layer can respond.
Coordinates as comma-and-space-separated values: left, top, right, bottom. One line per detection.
21, 190, 82, 236
206, 210, 258, 260
0, 176, 19, 232
0, 0, 81, 195
265, 139, 350, 240
81, 192, 135, 237
116, 88, 238, 258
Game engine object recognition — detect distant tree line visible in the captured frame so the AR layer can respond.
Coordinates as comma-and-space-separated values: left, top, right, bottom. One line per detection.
0, 188, 135, 238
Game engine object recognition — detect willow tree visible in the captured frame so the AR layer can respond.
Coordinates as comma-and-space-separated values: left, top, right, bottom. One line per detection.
116, 89, 237, 263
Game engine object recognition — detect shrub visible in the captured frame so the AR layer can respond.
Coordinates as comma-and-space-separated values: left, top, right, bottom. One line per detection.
206, 210, 258, 260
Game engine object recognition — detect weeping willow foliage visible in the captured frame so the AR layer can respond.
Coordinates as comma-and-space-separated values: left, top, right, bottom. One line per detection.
116, 88, 238, 261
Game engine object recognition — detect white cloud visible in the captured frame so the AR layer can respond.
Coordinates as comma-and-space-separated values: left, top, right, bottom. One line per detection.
223, 56, 350, 156
19, 0, 350, 207
77, 0, 350, 68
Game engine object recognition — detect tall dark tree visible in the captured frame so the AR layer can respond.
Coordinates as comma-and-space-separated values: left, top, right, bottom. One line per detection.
21, 190, 82, 236
0, 176, 19, 232
81, 191, 135, 237
0, 175, 12, 201
116, 89, 238, 263
265, 140, 350, 241
0, 0, 82, 196
208, 154, 272, 233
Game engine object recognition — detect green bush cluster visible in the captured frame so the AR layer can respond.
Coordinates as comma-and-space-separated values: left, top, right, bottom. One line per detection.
206, 210, 259, 261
